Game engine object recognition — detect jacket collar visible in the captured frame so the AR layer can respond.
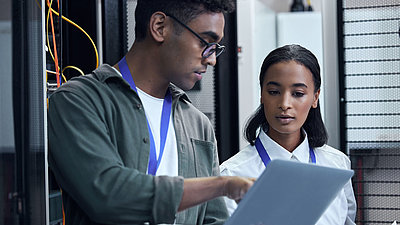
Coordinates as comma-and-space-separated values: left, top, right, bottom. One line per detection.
92, 64, 190, 102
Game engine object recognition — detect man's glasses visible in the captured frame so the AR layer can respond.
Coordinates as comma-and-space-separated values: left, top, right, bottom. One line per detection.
167, 14, 226, 59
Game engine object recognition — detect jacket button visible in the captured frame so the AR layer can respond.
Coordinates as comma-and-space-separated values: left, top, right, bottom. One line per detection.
136, 104, 142, 109
143, 138, 149, 143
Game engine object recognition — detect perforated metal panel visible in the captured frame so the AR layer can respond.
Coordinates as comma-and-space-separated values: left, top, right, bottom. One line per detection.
185, 68, 217, 130
338, 0, 400, 224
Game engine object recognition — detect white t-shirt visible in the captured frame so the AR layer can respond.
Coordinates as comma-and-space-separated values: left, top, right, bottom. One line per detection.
220, 130, 357, 225
112, 67, 179, 176
136, 88, 178, 177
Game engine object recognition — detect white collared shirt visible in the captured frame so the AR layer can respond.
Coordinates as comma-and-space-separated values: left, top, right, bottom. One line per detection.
220, 130, 357, 225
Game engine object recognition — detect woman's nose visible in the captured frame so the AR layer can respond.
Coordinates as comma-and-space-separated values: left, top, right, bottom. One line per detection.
278, 93, 292, 111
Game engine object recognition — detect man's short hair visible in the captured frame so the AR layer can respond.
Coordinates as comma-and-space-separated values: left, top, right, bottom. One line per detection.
134, 0, 235, 42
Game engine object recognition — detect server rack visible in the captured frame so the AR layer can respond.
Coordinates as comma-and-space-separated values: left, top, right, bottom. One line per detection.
0, 0, 48, 224
338, 1, 400, 224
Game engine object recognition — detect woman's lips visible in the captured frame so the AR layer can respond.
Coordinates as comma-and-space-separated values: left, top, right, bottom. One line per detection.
276, 116, 294, 124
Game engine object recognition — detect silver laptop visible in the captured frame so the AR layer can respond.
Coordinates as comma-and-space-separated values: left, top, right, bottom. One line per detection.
224, 159, 354, 225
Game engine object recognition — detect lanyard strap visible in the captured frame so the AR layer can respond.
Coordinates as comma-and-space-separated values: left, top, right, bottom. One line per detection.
255, 136, 316, 167
118, 56, 172, 175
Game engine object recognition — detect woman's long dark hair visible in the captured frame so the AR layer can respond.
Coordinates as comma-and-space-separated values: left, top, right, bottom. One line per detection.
244, 44, 328, 148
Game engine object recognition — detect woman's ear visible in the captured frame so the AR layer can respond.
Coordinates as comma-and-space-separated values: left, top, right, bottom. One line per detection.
148, 12, 168, 43
312, 89, 320, 108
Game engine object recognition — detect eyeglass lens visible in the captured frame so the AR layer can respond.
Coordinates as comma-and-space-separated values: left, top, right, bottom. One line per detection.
203, 44, 225, 58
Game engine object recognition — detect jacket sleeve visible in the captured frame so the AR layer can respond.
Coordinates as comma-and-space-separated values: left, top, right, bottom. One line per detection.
202, 136, 229, 225
48, 90, 184, 224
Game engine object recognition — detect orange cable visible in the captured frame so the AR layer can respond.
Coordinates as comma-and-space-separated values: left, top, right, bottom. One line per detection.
47, 0, 60, 87
62, 190, 65, 225
54, 4, 66, 223
48, 7, 99, 68
43, 1, 65, 222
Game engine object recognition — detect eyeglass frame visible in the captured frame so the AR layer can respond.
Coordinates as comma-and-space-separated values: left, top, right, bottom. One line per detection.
166, 14, 226, 59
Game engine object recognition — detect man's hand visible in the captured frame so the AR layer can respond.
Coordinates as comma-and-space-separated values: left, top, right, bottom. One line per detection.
178, 176, 255, 212
222, 176, 256, 201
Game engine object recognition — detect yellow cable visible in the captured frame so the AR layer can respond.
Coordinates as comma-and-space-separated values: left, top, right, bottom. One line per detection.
46, 0, 56, 66
48, 6, 99, 68
46, 4, 84, 84
62, 74, 67, 83
48, 65, 85, 83
62, 65, 85, 76
44, 0, 98, 87
47, 0, 62, 87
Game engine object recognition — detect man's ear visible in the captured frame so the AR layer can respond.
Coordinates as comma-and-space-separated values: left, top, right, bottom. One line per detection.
148, 12, 168, 43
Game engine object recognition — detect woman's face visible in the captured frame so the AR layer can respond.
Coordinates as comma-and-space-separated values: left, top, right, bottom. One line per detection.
261, 61, 320, 140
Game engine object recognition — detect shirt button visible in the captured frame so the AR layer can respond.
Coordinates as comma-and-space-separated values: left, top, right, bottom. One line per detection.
143, 138, 149, 143
136, 104, 142, 110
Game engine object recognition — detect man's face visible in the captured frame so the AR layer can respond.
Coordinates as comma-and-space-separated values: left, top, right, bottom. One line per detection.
162, 12, 225, 91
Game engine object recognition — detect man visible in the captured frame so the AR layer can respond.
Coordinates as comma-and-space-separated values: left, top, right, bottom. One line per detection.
48, 0, 254, 224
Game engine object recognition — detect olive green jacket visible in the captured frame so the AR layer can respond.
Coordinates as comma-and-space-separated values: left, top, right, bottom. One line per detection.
48, 64, 228, 225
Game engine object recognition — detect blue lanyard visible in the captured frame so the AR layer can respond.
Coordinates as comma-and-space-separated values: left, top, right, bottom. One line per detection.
255, 136, 316, 167
118, 57, 172, 175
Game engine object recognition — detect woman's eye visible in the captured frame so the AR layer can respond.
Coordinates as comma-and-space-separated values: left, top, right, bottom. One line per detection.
268, 90, 279, 95
293, 92, 305, 97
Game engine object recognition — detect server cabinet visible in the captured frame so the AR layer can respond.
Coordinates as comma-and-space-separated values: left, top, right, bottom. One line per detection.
338, 1, 400, 224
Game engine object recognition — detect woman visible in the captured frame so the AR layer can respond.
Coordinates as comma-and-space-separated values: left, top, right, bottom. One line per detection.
220, 45, 356, 225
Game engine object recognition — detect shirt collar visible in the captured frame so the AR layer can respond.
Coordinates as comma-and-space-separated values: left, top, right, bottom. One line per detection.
258, 129, 311, 163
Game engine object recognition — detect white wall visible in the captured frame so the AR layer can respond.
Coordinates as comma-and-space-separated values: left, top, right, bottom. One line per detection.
276, 11, 325, 123
321, 0, 340, 149
237, 0, 277, 149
